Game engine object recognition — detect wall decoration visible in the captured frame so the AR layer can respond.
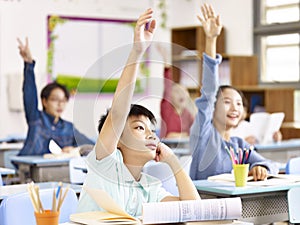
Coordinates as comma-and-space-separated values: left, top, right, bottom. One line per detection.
47, 15, 150, 94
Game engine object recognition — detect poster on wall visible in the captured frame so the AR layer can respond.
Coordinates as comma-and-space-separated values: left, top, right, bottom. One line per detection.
47, 15, 150, 94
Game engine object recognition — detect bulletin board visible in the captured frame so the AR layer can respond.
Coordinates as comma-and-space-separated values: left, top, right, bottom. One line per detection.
47, 15, 149, 94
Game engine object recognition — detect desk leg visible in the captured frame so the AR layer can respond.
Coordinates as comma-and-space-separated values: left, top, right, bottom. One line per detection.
18, 164, 31, 183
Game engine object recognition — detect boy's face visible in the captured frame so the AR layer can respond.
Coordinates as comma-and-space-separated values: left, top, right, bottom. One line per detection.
42, 88, 68, 119
118, 115, 159, 161
213, 88, 243, 130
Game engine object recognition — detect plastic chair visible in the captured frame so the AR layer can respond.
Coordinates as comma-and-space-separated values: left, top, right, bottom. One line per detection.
143, 161, 178, 196
0, 188, 78, 225
285, 157, 300, 174
288, 186, 300, 224
69, 157, 87, 184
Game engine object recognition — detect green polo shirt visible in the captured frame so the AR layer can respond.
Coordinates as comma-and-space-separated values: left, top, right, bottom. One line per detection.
77, 149, 171, 217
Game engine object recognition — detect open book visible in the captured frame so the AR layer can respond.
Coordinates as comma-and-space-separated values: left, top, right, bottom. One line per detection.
70, 187, 243, 225
70, 187, 140, 225
142, 197, 242, 224
249, 112, 285, 144
208, 173, 300, 186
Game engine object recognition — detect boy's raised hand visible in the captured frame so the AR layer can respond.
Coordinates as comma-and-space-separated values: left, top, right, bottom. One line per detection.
17, 37, 33, 63
197, 3, 222, 39
133, 8, 156, 54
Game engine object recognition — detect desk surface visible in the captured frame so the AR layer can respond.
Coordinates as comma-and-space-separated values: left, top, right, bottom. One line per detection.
0, 182, 82, 200
0, 142, 23, 151
10, 155, 70, 166
255, 138, 300, 152
194, 179, 300, 196
161, 137, 190, 145
0, 167, 15, 175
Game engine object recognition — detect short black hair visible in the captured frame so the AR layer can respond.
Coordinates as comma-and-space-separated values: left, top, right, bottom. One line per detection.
40, 82, 70, 100
98, 104, 156, 133
40, 82, 69, 110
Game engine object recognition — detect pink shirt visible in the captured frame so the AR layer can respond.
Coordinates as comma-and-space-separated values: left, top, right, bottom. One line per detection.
160, 68, 194, 138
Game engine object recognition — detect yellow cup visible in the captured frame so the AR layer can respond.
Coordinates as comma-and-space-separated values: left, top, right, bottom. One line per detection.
34, 210, 60, 225
233, 164, 249, 187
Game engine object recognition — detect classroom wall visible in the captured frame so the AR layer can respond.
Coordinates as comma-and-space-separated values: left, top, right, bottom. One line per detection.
0, 0, 253, 139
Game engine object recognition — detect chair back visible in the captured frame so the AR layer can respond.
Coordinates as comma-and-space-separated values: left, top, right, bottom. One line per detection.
288, 187, 300, 223
285, 157, 300, 174
69, 157, 87, 184
0, 188, 78, 225
143, 161, 178, 196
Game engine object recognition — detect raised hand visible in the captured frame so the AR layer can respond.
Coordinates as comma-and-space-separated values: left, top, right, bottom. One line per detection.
17, 37, 33, 63
133, 8, 156, 54
197, 3, 222, 39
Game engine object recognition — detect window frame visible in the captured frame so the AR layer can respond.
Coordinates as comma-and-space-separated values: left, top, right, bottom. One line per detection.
253, 0, 300, 88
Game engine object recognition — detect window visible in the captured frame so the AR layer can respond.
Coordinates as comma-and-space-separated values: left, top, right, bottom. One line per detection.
254, 0, 300, 85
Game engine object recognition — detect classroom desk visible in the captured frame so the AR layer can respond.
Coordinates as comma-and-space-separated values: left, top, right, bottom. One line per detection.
0, 167, 15, 176
161, 137, 190, 148
10, 155, 71, 183
0, 181, 82, 201
0, 142, 23, 168
255, 138, 300, 163
194, 179, 300, 225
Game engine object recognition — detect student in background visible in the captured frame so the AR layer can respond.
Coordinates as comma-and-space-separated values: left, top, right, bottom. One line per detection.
77, 8, 200, 216
17, 38, 94, 156
189, 4, 278, 181
231, 96, 282, 145
157, 44, 195, 139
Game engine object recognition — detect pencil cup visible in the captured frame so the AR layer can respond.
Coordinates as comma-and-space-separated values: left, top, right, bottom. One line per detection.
233, 164, 249, 187
34, 210, 60, 225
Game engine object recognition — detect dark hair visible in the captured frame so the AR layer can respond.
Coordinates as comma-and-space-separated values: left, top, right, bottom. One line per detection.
98, 104, 157, 133
216, 85, 246, 106
41, 82, 70, 100
40, 82, 70, 110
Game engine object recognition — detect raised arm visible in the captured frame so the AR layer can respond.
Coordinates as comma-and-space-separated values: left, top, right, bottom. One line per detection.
157, 143, 200, 201
95, 9, 156, 160
17, 37, 33, 63
197, 4, 222, 59
17, 37, 39, 122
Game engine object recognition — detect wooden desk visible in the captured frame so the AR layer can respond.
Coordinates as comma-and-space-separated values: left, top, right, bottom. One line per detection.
194, 179, 300, 224
0, 142, 23, 168
255, 139, 300, 163
0, 182, 82, 201
10, 155, 71, 183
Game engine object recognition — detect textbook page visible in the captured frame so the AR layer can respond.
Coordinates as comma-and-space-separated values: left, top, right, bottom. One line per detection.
70, 186, 140, 225
142, 197, 242, 224
249, 112, 285, 144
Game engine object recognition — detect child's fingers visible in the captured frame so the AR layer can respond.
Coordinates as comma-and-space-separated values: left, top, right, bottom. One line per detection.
136, 8, 153, 28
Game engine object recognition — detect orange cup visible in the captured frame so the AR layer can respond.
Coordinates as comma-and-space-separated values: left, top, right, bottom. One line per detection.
34, 210, 60, 225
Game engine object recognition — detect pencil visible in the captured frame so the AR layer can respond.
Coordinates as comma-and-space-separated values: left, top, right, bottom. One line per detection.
27, 184, 39, 212
57, 185, 70, 211
52, 188, 56, 212
35, 186, 44, 212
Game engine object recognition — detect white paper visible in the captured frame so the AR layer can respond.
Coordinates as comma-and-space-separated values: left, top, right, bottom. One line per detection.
142, 198, 242, 224
249, 112, 285, 144
49, 139, 62, 154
